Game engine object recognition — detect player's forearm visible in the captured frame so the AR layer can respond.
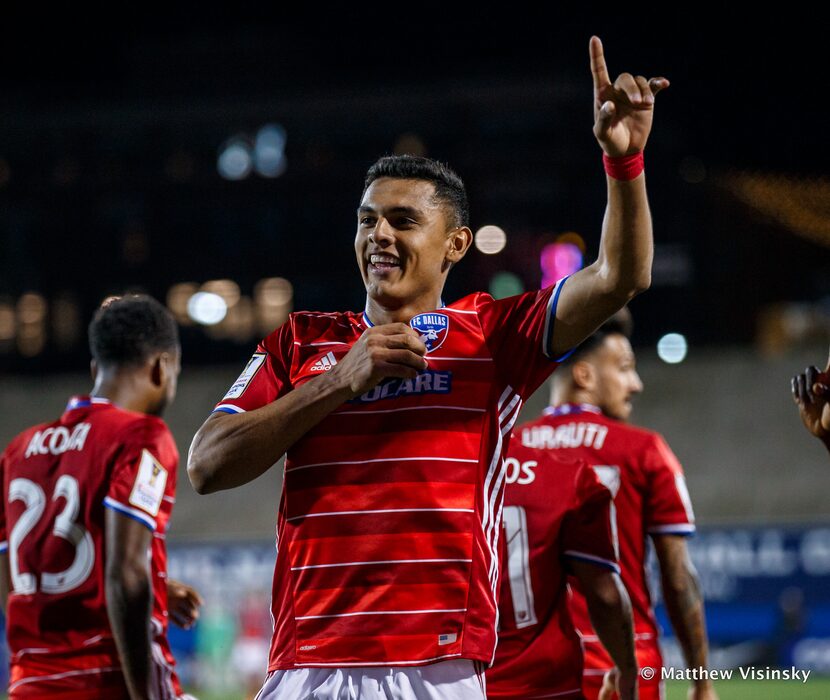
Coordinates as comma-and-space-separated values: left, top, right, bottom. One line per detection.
105, 565, 153, 700
662, 564, 713, 688
582, 570, 637, 676
595, 174, 653, 300
188, 370, 353, 494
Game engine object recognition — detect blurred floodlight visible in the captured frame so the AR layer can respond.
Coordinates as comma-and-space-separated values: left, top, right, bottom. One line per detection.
52, 295, 81, 349
167, 282, 199, 325
17, 293, 47, 324
541, 241, 583, 289
0, 302, 14, 341
218, 138, 253, 180
254, 277, 293, 306
254, 124, 287, 178
475, 226, 507, 255
187, 292, 228, 325
657, 333, 688, 364
489, 271, 524, 300
202, 279, 241, 308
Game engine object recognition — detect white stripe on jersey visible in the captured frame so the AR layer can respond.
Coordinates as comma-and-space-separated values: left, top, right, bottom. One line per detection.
286, 507, 474, 522
295, 608, 467, 621
8, 666, 121, 691
286, 456, 478, 473
336, 405, 486, 416
291, 558, 472, 571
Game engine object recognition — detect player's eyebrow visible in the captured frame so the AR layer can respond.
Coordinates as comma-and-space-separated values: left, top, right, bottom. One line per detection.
357, 205, 422, 218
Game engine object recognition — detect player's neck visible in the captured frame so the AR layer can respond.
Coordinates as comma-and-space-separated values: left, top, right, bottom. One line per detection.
91, 371, 154, 415
553, 389, 602, 412
364, 292, 444, 325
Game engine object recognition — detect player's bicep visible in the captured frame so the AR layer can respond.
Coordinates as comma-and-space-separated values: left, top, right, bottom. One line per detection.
104, 507, 153, 582
549, 263, 629, 357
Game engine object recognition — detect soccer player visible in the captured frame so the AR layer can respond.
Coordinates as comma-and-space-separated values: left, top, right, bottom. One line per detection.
0, 295, 202, 699
188, 36, 667, 699
519, 314, 717, 700
791, 350, 830, 454
486, 445, 638, 700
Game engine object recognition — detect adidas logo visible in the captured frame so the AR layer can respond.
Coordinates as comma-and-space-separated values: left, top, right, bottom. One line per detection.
310, 351, 338, 372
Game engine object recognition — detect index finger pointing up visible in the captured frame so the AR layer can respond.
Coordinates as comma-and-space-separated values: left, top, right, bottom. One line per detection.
590, 36, 611, 91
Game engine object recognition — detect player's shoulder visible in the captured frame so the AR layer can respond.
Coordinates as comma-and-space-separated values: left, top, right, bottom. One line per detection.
264, 309, 362, 346
2, 419, 57, 459
97, 406, 173, 446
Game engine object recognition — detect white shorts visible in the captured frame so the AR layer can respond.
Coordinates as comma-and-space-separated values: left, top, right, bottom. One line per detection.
255, 659, 487, 700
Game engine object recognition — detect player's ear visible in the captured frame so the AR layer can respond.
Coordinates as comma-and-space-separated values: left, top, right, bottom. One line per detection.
572, 360, 596, 391
445, 227, 473, 266
149, 353, 164, 388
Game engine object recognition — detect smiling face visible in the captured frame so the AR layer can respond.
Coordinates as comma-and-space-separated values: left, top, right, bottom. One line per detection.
355, 177, 470, 313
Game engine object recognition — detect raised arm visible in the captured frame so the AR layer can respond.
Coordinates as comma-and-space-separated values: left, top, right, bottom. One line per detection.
104, 509, 154, 700
570, 561, 638, 700
550, 36, 669, 356
791, 353, 830, 454
653, 534, 718, 700
188, 323, 427, 494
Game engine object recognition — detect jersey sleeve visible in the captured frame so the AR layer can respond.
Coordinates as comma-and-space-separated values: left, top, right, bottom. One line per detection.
103, 420, 176, 532
477, 276, 572, 398
561, 461, 620, 572
214, 319, 294, 414
643, 434, 696, 536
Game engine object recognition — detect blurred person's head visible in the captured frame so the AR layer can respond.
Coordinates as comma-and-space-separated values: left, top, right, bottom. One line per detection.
550, 308, 642, 421
356, 155, 473, 309
89, 294, 181, 416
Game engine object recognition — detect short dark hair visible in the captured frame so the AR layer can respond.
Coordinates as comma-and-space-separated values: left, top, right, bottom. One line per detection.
89, 294, 179, 368
364, 155, 469, 228
558, 308, 633, 368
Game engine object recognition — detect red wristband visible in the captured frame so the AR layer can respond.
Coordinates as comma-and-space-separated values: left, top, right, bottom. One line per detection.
603, 152, 644, 181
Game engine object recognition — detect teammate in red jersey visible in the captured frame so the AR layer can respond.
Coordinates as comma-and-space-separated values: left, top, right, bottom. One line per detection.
0, 295, 202, 700
189, 36, 667, 699
791, 349, 830, 455
519, 314, 717, 700
487, 445, 637, 700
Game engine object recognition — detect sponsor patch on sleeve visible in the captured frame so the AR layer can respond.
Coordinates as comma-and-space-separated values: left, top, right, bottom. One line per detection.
223, 352, 266, 400
128, 450, 168, 517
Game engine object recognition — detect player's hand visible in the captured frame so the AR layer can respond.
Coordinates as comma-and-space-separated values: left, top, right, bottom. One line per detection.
330, 323, 428, 397
688, 681, 719, 700
599, 667, 638, 700
791, 349, 830, 444
167, 579, 204, 630
590, 35, 669, 157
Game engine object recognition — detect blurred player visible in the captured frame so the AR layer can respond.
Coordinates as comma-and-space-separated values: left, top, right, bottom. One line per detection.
0, 295, 202, 699
487, 446, 637, 700
791, 350, 830, 454
519, 313, 717, 700
188, 36, 667, 700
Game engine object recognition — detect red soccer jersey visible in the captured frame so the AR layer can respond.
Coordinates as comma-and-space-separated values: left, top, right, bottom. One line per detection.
518, 404, 696, 679
0, 396, 182, 698
487, 443, 618, 699
213, 280, 570, 670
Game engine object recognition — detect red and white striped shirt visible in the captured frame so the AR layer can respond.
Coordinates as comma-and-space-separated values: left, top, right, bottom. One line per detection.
214, 279, 569, 670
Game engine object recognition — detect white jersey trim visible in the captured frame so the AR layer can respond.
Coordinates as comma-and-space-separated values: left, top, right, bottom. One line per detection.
563, 550, 621, 573
296, 608, 467, 620
287, 507, 475, 522
214, 403, 246, 414
103, 496, 156, 531
9, 666, 121, 691
648, 523, 696, 535
0, 540, 7, 553
291, 558, 472, 571
286, 455, 478, 473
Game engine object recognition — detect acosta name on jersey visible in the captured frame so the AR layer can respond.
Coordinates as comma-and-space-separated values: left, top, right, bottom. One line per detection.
24, 423, 91, 458
350, 370, 452, 404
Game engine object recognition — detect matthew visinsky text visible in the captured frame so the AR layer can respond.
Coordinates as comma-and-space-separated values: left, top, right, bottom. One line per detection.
663, 666, 811, 683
